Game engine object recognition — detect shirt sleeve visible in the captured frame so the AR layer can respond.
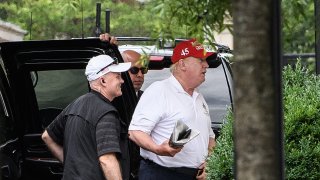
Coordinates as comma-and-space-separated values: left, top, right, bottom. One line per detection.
96, 112, 121, 157
46, 112, 66, 145
128, 82, 165, 134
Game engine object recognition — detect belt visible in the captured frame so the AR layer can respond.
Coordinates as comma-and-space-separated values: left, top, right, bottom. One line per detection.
142, 158, 199, 177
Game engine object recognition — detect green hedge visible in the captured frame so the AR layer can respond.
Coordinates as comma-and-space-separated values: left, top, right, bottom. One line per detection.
206, 61, 320, 179
283, 61, 320, 179
206, 109, 234, 180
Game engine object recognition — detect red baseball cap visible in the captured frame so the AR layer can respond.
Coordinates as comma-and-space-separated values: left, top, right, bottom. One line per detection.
171, 39, 214, 64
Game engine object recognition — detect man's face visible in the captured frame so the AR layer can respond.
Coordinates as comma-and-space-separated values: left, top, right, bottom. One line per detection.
128, 63, 146, 92
123, 52, 146, 92
103, 72, 124, 97
184, 57, 209, 87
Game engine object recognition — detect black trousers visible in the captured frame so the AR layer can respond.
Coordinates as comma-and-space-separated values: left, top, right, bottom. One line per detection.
139, 159, 198, 180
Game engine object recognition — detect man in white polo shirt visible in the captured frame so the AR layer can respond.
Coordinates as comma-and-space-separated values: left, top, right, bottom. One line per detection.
128, 39, 216, 180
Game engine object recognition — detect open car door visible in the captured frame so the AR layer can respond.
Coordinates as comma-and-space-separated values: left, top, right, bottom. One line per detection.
0, 39, 137, 179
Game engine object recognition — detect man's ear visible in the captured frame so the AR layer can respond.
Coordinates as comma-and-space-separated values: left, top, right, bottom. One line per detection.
178, 59, 187, 71
100, 78, 106, 85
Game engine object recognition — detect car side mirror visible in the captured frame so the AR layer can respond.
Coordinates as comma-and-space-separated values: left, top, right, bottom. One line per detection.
206, 53, 222, 68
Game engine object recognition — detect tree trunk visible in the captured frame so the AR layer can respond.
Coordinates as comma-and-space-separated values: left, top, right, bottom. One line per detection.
233, 0, 284, 179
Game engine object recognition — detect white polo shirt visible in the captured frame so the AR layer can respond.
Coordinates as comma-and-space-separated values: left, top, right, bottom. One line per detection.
129, 75, 215, 168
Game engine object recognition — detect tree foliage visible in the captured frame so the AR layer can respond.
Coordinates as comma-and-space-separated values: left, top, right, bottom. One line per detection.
150, 0, 315, 53
0, 0, 232, 44
0, 0, 316, 52
282, 0, 315, 53
0, 0, 155, 40
148, 0, 232, 43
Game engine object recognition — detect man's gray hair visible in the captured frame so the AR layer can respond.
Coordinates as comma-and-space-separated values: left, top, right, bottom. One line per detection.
170, 63, 176, 73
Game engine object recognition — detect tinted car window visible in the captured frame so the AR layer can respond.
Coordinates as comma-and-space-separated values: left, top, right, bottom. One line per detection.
33, 69, 88, 109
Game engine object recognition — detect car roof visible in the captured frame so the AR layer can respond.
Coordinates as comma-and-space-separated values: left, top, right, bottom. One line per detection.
0, 39, 116, 69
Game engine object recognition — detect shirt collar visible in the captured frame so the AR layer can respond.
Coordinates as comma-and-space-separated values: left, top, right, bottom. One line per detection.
90, 90, 112, 104
169, 75, 199, 97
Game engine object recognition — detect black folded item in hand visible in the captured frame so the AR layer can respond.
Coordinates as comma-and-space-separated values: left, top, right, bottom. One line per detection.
177, 128, 191, 141
169, 120, 200, 148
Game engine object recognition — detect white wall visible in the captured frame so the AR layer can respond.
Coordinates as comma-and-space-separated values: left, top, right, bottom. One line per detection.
0, 20, 27, 42
214, 28, 233, 50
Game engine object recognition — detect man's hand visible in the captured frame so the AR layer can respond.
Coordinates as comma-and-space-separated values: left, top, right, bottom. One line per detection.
99, 33, 118, 45
196, 162, 206, 180
129, 130, 183, 157
208, 137, 216, 155
156, 140, 182, 157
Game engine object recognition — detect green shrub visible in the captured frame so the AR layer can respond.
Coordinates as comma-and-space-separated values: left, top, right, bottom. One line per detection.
283, 61, 320, 179
206, 60, 320, 179
206, 109, 234, 180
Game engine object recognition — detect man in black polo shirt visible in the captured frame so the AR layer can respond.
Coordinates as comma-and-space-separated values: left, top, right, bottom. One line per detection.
42, 54, 131, 180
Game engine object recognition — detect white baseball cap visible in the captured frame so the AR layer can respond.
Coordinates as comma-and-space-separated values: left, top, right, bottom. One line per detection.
85, 55, 131, 81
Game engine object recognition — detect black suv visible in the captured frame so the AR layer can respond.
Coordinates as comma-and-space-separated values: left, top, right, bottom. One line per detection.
0, 39, 139, 179
0, 38, 233, 179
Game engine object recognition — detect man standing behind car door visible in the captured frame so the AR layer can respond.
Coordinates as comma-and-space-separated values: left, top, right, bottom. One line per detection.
121, 50, 148, 99
128, 39, 216, 180
99, 34, 148, 99
121, 49, 149, 180
42, 54, 131, 180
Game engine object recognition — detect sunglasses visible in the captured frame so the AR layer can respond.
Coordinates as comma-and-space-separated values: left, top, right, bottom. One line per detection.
96, 59, 118, 74
129, 67, 148, 74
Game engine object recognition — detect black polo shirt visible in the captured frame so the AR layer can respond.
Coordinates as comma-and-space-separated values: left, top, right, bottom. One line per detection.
46, 91, 130, 180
